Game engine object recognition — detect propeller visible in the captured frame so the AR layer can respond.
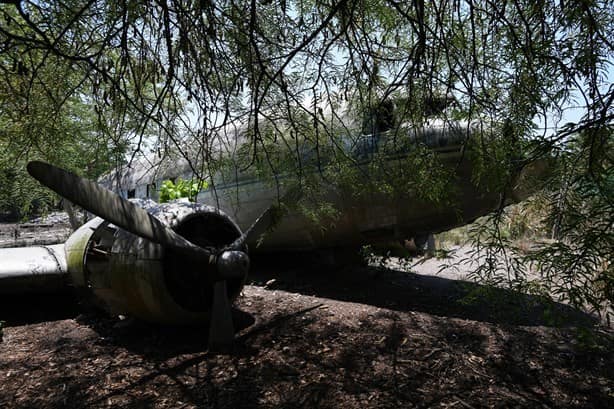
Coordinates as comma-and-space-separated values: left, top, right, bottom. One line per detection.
27, 161, 279, 352
226, 204, 280, 251
26, 161, 215, 262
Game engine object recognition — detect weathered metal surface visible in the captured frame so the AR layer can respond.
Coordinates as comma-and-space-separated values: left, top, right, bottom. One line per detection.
0, 244, 68, 293
65, 217, 105, 287
94, 122, 543, 255
197, 146, 497, 252
71, 201, 245, 325
27, 163, 212, 259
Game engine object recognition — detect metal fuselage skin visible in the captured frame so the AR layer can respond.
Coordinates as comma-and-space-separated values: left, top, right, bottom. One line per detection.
199, 146, 504, 253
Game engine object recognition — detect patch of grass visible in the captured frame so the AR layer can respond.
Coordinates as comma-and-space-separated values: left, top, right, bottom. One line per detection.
436, 225, 472, 247
436, 197, 551, 250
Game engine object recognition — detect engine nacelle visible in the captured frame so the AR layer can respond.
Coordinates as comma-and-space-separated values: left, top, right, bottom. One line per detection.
65, 200, 245, 324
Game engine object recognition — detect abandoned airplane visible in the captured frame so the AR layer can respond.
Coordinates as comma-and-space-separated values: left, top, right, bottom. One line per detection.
0, 119, 542, 348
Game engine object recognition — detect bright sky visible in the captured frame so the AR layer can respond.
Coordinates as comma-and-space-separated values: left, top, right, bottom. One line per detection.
533, 64, 613, 138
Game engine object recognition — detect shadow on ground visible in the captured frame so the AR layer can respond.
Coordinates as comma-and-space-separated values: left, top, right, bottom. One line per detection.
0, 252, 596, 330
71, 308, 257, 358
0, 291, 82, 326
1, 254, 612, 409
4, 294, 611, 409
250, 253, 596, 328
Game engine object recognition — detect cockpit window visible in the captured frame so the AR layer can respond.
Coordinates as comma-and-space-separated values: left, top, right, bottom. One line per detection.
361, 99, 395, 136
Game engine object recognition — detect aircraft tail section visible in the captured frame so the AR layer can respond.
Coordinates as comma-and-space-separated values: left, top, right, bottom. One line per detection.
0, 244, 69, 294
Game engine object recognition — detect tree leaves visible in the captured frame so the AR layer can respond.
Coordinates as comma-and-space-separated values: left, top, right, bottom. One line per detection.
158, 178, 208, 203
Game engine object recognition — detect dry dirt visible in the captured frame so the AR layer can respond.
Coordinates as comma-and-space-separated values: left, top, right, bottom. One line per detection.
0, 217, 72, 248
1, 258, 613, 408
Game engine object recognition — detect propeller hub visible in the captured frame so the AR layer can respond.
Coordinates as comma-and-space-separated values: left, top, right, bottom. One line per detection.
216, 250, 250, 280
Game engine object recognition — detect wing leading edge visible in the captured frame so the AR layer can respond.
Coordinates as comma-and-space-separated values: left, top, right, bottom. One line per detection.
0, 244, 69, 294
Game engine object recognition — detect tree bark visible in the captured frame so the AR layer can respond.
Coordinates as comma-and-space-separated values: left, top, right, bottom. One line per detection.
61, 199, 81, 231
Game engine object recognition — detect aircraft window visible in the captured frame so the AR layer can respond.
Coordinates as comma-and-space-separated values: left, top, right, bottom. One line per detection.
362, 99, 395, 135
352, 134, 380, 159
349, 123, 466, 160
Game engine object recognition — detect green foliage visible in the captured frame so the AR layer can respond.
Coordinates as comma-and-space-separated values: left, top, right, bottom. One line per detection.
0, 9, 125, 219
524, 141, 614, 322
0, 4, 169, 219
158, 178, 208, 203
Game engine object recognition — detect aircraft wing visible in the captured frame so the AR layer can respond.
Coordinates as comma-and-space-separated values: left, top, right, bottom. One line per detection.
0, 244, 69, 294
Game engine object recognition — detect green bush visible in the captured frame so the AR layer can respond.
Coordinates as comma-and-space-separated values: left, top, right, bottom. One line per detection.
159, 178, 208, 203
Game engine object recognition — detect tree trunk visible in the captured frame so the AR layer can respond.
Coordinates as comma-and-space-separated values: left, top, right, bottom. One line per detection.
61, 199, 81, 231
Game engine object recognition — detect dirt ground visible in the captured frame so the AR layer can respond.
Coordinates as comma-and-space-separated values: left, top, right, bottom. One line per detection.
1, 258, 613, 408
0, 219, 71, 248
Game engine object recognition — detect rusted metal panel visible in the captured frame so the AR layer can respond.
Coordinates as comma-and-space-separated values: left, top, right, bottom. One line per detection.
0, 244, 68, 293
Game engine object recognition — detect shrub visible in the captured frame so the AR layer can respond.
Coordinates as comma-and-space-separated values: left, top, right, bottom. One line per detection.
159, 178, 208, 203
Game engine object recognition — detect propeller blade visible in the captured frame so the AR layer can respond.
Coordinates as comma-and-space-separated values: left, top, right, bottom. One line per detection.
208, 280, 235, 352
228, 192, 295, 251
227, 208, 274, 250
27, 161, 213, 260
229, 186, 300, 250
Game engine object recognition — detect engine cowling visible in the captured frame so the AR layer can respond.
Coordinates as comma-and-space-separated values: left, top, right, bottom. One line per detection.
65, 200, 246, 324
